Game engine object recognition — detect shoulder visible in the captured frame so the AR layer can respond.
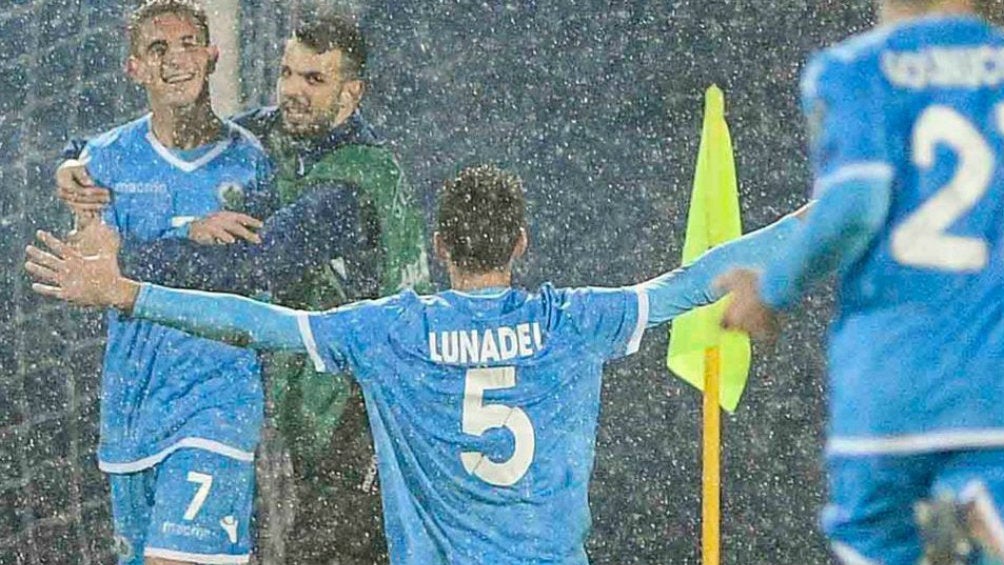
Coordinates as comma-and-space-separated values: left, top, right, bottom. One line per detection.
82, 114, 151, 159
802, 27, 892, 103
335, 144, 401, 174
339, 289, 422, 318
348, 111, 388, 147
224, 119, 266, 152
222, 120, 270, 168
229, 105, 279, 137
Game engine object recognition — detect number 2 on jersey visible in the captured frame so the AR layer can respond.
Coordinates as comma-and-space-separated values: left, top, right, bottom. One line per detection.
461, 367, 536, 487
892, 105, 1004, 272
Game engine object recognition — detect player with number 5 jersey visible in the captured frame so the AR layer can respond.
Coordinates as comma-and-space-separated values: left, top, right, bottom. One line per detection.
26, 165, 805, 564
719, 4, 1004, 564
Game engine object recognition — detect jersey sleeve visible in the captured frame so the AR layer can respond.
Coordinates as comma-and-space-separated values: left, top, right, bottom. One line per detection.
557, 286, 649, 361
297, 296, 401, 378
802, 52, 894, 199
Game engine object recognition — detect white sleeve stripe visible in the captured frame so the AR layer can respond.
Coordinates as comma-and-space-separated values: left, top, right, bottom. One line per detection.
296, 313, 326, 373
814, 162, 893, 194
626, 287, 649, 355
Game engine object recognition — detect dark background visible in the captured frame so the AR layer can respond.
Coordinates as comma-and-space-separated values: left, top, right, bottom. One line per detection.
0, 1, 872, 563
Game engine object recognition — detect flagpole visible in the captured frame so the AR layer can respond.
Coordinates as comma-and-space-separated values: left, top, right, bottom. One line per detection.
702, 346, 721, 565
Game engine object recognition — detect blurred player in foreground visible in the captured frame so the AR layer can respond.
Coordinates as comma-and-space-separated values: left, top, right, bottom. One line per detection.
720, 1, 1004, 563
28, 165, 804, 564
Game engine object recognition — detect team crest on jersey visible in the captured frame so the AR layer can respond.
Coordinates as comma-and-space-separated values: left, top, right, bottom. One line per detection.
217, 181, 246, 211
113, 534, 134, 560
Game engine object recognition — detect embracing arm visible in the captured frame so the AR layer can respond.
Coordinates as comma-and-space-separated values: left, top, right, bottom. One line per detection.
119, 183, 364, 295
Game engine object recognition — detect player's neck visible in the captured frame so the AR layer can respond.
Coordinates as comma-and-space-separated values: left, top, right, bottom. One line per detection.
448, 267, 513, 292
149, 99, 223, 150
879, 0, 975, 25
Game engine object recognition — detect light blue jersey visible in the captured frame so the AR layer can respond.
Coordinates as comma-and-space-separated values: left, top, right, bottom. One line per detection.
83, 114, 273, 472
126, 203, 802, 564
299, 285, 646, 564
756, 15, 1004, 564
797, 16, 1004, 454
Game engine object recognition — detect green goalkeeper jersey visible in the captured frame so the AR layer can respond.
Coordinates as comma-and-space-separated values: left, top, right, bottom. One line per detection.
234, 107, 430, 472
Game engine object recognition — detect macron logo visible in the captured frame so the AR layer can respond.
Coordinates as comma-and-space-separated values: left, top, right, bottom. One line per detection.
114, 181, 167, 194
220, 516, 238, 544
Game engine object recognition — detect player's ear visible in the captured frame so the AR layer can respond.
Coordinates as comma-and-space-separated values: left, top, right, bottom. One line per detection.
206, 45, 219, 75
341, 79, 365, 109
433, 232, 450, 266
125, 56, 144, 85
510, 228, 529, 263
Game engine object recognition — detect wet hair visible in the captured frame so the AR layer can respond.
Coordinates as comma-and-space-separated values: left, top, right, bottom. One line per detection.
128, 0, 210, 55
293, 14, 368, 79
436, 165, 527, 274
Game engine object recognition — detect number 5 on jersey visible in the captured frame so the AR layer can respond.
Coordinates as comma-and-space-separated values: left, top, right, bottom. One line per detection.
461, 367, 536, 487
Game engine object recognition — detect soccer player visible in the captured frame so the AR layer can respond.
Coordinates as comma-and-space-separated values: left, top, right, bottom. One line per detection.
28, 165, 803, 564
75, 1, 277, 563
719, 1, 1004, 563
57, 15, 425, 561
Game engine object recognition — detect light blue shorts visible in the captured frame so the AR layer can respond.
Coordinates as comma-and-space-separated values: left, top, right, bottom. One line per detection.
108, 448, 254, 564
824, 449, 1004, 565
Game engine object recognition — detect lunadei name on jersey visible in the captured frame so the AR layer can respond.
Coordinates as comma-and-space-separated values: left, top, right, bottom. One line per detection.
429, 323, 544, 364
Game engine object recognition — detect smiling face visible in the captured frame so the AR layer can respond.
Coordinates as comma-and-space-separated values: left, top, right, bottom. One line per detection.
277, 39, 363, 136
127, 11, 218, 111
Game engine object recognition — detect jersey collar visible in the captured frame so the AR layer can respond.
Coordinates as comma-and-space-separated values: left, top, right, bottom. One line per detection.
142, 114, 234, 173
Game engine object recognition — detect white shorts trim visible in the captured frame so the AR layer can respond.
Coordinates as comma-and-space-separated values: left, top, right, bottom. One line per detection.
145, 547, 250, 564
297, 313, 326, 373
831, 542, 879, 565
827, 430, 1004, 456
99, 437, 255, 473
626, 287, 650, 356
814, 162, 893, 195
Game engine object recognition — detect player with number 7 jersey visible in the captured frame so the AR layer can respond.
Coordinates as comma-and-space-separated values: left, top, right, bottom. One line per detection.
26, 165, 805, 564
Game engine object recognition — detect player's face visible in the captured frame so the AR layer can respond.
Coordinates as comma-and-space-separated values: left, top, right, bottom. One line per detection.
278, 39, 363, 136
128, 13, 217, 110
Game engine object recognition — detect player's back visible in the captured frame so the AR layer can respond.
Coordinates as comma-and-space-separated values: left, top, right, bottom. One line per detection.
83, 115, 273, 471
807, 16, 1004, 450
304, 283, 646, 564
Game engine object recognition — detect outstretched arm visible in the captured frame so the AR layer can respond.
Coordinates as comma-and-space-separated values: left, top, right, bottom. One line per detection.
25, 228, 310, 351
758, 178, 888, 310
638, 207, 806, 327
132, 284, 308, 351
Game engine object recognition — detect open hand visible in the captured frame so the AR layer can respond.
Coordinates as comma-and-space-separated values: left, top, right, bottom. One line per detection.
25, 230, 137, 310
189, 211, 263, 245
67, 220, 121, 257
717, 268, 780, 340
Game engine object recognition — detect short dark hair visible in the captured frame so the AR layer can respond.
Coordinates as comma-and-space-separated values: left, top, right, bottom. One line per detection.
436, 165, 527, 273
128, 0, 210, 55
293, 14, 367, 79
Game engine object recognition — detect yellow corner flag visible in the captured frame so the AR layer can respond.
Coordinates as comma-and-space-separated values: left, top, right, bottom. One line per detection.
666, 85, 751, 414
